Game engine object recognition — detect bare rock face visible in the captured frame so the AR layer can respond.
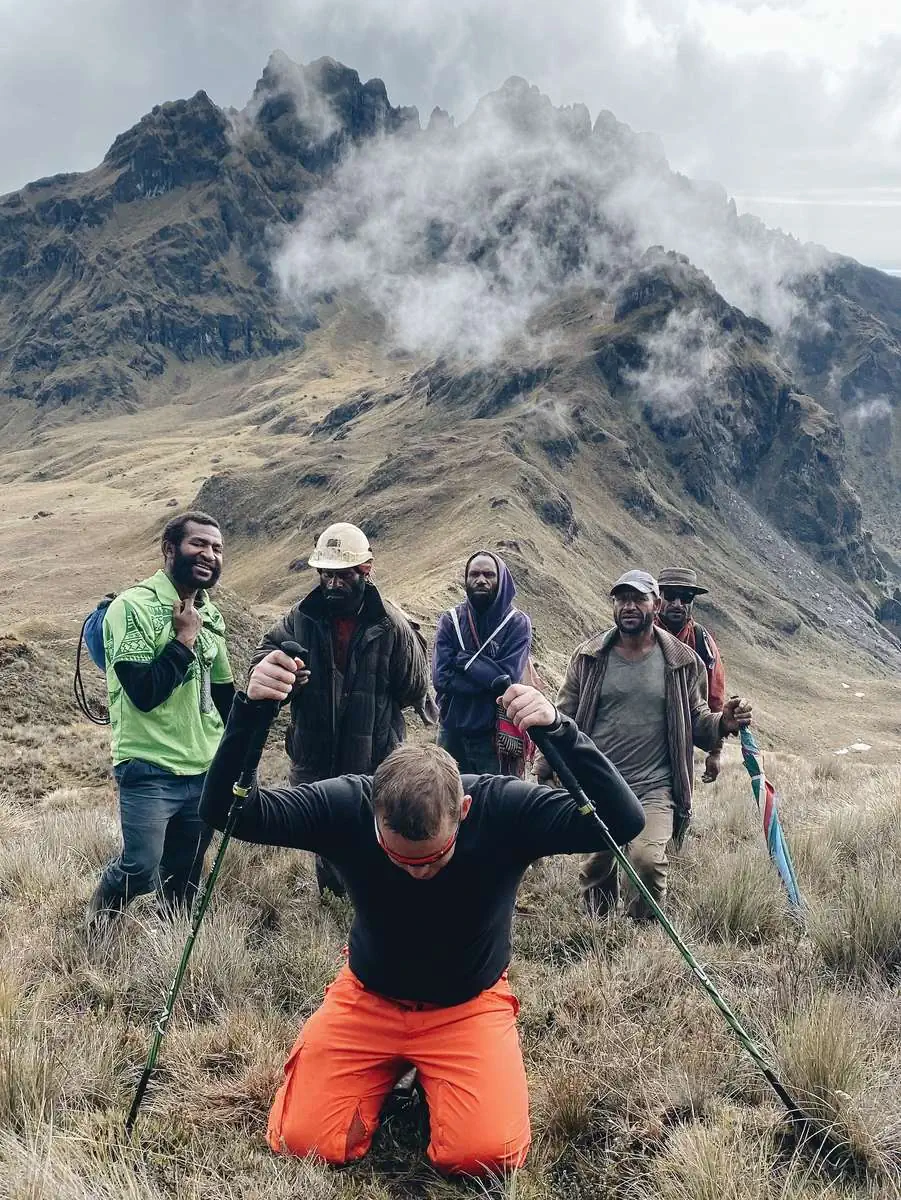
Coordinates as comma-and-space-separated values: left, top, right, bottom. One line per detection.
0, 55, 421, 421
0, 53, 898, 600
105, 91, 231, 200
601, 251, 883, 580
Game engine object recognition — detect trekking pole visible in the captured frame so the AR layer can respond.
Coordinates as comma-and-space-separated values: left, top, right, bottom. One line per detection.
125, 642, 306, 1136
494, 676, 808, 1124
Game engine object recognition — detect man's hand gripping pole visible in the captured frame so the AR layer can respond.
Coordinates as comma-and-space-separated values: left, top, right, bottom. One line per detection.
125, 641, 306, 1135
492, 674, 808, 1125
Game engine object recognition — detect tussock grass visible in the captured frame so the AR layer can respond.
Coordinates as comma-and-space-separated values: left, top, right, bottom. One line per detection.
807, 864, 901, 980
0, 1008, 58, 1135
680, 850, 788, 943
647, 1116, 880, 1200
3, 729, 901, 1196
777, 992, 901, 1171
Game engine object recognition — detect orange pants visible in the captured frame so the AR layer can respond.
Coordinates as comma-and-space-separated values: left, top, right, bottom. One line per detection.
267, 965, 531, 1176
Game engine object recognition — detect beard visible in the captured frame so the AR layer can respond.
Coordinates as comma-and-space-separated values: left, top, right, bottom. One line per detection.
614, 609, 654, 636
170, 548, 221, 590
466, 587, 495, 613
323, 574, 367, 615
660, 609, 688, 633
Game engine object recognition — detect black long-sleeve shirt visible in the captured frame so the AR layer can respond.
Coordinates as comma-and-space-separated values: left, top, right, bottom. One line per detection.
201, 694, 644, 1006
115, 641, 234, 724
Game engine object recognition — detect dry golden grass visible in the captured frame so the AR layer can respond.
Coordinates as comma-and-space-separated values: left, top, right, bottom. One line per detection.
2, 719, 901, 1199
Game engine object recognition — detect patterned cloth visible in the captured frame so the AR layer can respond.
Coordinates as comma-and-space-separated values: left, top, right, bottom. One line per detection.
668, 619, 726, 713
104, 570, 232, 773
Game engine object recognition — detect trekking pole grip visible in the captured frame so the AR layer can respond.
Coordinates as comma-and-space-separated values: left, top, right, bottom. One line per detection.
125, 639, 307, 1137
234, 640, 308, 797
492, 674, 597, 816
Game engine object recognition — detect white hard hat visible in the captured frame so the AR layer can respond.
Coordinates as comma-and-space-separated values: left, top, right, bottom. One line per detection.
308, 523, 373, 570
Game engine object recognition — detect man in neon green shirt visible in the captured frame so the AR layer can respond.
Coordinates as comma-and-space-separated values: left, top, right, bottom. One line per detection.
86, 511, 234, 927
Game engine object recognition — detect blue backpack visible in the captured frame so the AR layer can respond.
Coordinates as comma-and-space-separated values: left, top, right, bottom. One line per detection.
82, 594, 115, 670
75, 594, 116, 724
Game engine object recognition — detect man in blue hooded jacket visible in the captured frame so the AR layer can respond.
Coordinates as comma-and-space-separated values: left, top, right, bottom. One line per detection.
432, 552, 533, 775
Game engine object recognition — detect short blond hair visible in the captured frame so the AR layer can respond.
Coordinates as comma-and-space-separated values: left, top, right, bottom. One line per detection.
372, 744, 464, 840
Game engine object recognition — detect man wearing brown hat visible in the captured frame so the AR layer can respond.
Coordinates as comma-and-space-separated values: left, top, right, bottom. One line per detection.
656, 567, 726, 783
535, 570, 751, 918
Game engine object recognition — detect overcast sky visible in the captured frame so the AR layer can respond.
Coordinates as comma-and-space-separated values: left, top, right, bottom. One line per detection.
3, 0, 901, 266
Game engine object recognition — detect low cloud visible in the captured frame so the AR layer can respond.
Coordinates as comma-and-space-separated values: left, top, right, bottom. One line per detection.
276, 87, 628, 361
623, 308, 733, 418
846, 397, 893, 425
275, 75, 826, 371
3, 0, 901, 265
228, 50, 340, 145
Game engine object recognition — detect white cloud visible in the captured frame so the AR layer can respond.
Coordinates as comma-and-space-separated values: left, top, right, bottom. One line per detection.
623, 307, 733, 416
2, 0, 901, 262
274, 76, 822, 368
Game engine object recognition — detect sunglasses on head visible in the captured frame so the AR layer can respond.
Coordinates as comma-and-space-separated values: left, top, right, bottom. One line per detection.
373, 815, 460, 867
661, 589, 696, 603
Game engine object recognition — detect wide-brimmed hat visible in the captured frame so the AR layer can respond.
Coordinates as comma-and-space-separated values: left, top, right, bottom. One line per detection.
657, 567, 708, 596
610, 569, 659, 598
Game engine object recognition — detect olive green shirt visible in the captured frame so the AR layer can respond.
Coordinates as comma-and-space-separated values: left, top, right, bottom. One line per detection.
590, 644, 673, 799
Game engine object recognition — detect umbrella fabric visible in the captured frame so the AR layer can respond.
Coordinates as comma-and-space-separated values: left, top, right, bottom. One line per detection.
740, 727, 804, 910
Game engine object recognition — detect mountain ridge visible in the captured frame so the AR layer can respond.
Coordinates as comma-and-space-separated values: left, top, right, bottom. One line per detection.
1, 52, 899, 628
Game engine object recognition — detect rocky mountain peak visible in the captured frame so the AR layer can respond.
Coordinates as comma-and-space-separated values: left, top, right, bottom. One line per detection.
615, 247, 769, 341
243, 51, 419, 173
592, 108, 668, 168
104, 91, 230, 201
427, 106, 454, 133
1, 53, 899, 600
468, 75, 592, 140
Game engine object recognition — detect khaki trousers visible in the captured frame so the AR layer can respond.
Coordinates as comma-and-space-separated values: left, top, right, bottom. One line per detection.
579, 790, 675, 920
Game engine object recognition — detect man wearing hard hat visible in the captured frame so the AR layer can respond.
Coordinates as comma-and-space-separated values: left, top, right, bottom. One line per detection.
250, 523, 430, 896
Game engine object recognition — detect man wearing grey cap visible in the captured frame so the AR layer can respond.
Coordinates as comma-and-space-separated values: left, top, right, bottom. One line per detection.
535, 569, 751, 918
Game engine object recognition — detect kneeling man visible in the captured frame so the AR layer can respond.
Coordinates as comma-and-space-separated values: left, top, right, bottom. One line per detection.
200, 649, 644, 1177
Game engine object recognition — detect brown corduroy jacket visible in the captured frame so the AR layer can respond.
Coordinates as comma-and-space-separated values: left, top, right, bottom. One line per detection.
535, 625, 724, 817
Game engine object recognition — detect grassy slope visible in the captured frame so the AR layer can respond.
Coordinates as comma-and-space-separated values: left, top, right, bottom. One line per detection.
2, 313, 901, 1198
2, 712, 901, 1198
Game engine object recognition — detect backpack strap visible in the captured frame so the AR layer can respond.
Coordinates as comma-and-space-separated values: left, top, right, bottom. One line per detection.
449, 606, 467, 652
462, 608, 518, 671
693, 623, 716, 671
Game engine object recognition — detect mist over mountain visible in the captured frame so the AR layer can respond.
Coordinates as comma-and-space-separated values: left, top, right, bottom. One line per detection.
1, 52, 899, 633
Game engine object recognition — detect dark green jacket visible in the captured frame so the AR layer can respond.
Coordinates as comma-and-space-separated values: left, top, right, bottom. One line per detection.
251, 583, 430, 779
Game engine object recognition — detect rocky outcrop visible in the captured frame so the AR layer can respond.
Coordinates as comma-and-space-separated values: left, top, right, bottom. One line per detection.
0, 53, 897, 589
0, 55, 421, 421
588, 252, 883, 580
105, 91, 231, 201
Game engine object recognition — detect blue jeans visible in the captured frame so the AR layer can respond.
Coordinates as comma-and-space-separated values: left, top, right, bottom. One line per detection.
437, 727, 500, 776
93, 760, 212, 914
